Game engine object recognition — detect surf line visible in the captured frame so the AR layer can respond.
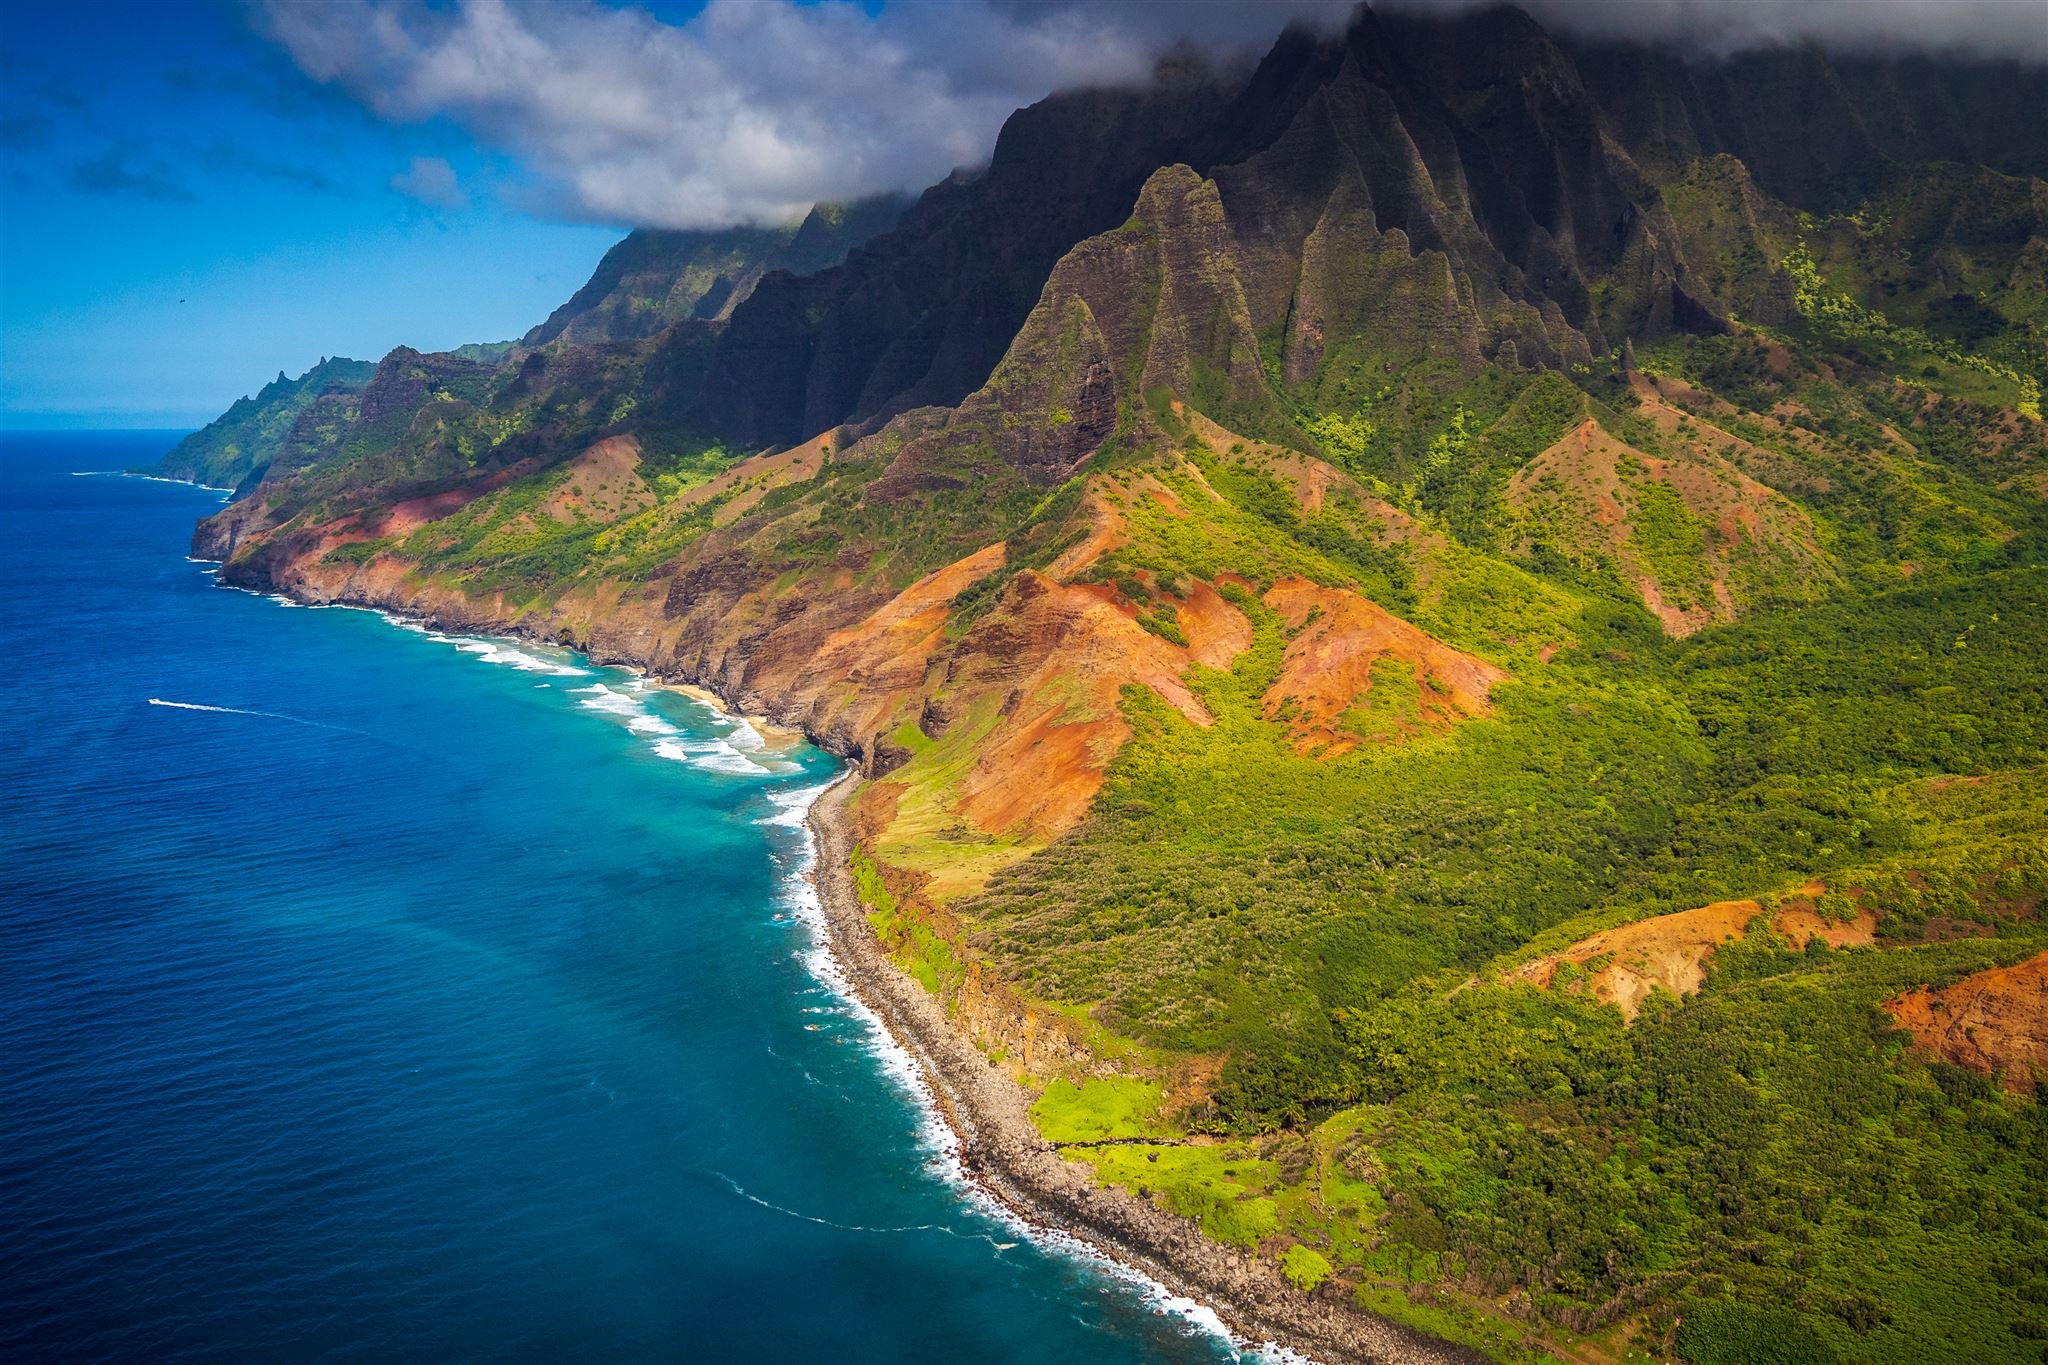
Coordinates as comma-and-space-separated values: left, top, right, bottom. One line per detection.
147, 698, 372, 738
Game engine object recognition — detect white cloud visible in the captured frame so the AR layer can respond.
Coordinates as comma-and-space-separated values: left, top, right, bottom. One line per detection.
389, 154, 467, 209
262, 0, 1270, 229
1486, 0, 2048, 62
262, 0, 2047, 232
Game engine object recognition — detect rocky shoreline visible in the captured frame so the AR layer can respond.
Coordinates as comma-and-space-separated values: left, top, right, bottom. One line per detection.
801, 773, 1484, 1365
192, 538, 1480, 1365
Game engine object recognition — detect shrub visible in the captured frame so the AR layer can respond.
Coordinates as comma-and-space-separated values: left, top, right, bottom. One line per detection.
1281, 1245, 1334, 1293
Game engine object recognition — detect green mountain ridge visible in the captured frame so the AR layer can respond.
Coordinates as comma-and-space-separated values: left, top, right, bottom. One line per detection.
149, 355, 377, 491
178, 7, 2048, 1362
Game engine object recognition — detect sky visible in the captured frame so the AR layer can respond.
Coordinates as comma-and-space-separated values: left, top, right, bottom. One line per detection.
0, 2, 624, 427
4, 0, 2043, 429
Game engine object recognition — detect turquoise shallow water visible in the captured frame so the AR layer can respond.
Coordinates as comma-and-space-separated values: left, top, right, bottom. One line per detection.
0, 432, 1249, 1363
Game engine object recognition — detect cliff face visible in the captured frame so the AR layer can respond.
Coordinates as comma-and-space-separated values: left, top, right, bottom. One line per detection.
189, 2, 2048, 882
690, 7, 1731, 447
694, 73, 1246, 447
521, 194, 908, 347
1568, 38, 2048, 212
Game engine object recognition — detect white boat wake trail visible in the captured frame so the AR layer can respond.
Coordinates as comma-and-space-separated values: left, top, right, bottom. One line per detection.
147, 698, 370, 737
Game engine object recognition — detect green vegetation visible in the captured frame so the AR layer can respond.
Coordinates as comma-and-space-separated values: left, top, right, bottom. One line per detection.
852, 849, 964, 995
1029, 1076, 1169, 1142
973, 548, 2048, 1356
1076, 1142, 1281, 1249
1280, 1244, 1333, 1292
1783, 242, 2042, 418
152, 356, 375, 489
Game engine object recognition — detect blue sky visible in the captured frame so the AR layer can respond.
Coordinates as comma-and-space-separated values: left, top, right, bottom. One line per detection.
0, 2, 624, 428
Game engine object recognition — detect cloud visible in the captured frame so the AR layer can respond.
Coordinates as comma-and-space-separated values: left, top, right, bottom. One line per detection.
66, 147, 195, 202
259, 0, 2047, 231
1388, 0, 2048, 62
389, 153, 468, 209
258, 0, 1357, 229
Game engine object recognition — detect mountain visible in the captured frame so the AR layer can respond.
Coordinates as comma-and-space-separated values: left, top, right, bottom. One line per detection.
155, 196, 905, 492
520, 194, 909, 348
184, 7, 2048, 1363
150, 356, 376, 491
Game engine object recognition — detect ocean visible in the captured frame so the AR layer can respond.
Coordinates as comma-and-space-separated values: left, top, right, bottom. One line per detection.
0, 432, 1249, 1363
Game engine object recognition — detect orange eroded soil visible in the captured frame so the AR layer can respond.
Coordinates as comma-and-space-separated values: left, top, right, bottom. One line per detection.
950, 572, 1244, 839
1514, 899, 1760, 1020
637, 427, 840, 527
795, 542, 1010, 745
1177, 405, 1352, 513
1507, 414, 1831, 636
1887, 951, 2048, 1094
1046, 488, 1128, 580
1516, 883, 1877, 1021
374, 461, 536, 537
1259, 578, 1504, 755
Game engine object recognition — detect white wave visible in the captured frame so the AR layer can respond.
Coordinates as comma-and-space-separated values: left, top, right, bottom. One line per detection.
767, 772, 1257, 1361
355, 611, 790, 775
435, 635, 588, 676
572, 684, 644, 718
758, 780, 835, 828
684, 740, 767, 775
149, 698, 254, 715
80, 471, 236, 494
573, 682, 764, 768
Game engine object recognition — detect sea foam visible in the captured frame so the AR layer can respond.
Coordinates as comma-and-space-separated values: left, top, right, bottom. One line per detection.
437, 636, 588, 676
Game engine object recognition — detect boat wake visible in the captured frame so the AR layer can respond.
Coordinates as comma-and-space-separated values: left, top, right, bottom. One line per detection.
146, 698, 370, 737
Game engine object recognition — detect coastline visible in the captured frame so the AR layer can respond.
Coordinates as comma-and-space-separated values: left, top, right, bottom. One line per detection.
800, 772, 1484, 1365
652, 679, 809, 749
190, 550, 1480, 1365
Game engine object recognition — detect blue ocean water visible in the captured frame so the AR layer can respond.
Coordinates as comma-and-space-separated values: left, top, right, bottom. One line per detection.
0, 432, 1248, 1364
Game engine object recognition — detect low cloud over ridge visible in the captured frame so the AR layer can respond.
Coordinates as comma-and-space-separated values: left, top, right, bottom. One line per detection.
261, 0, 2048, 231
